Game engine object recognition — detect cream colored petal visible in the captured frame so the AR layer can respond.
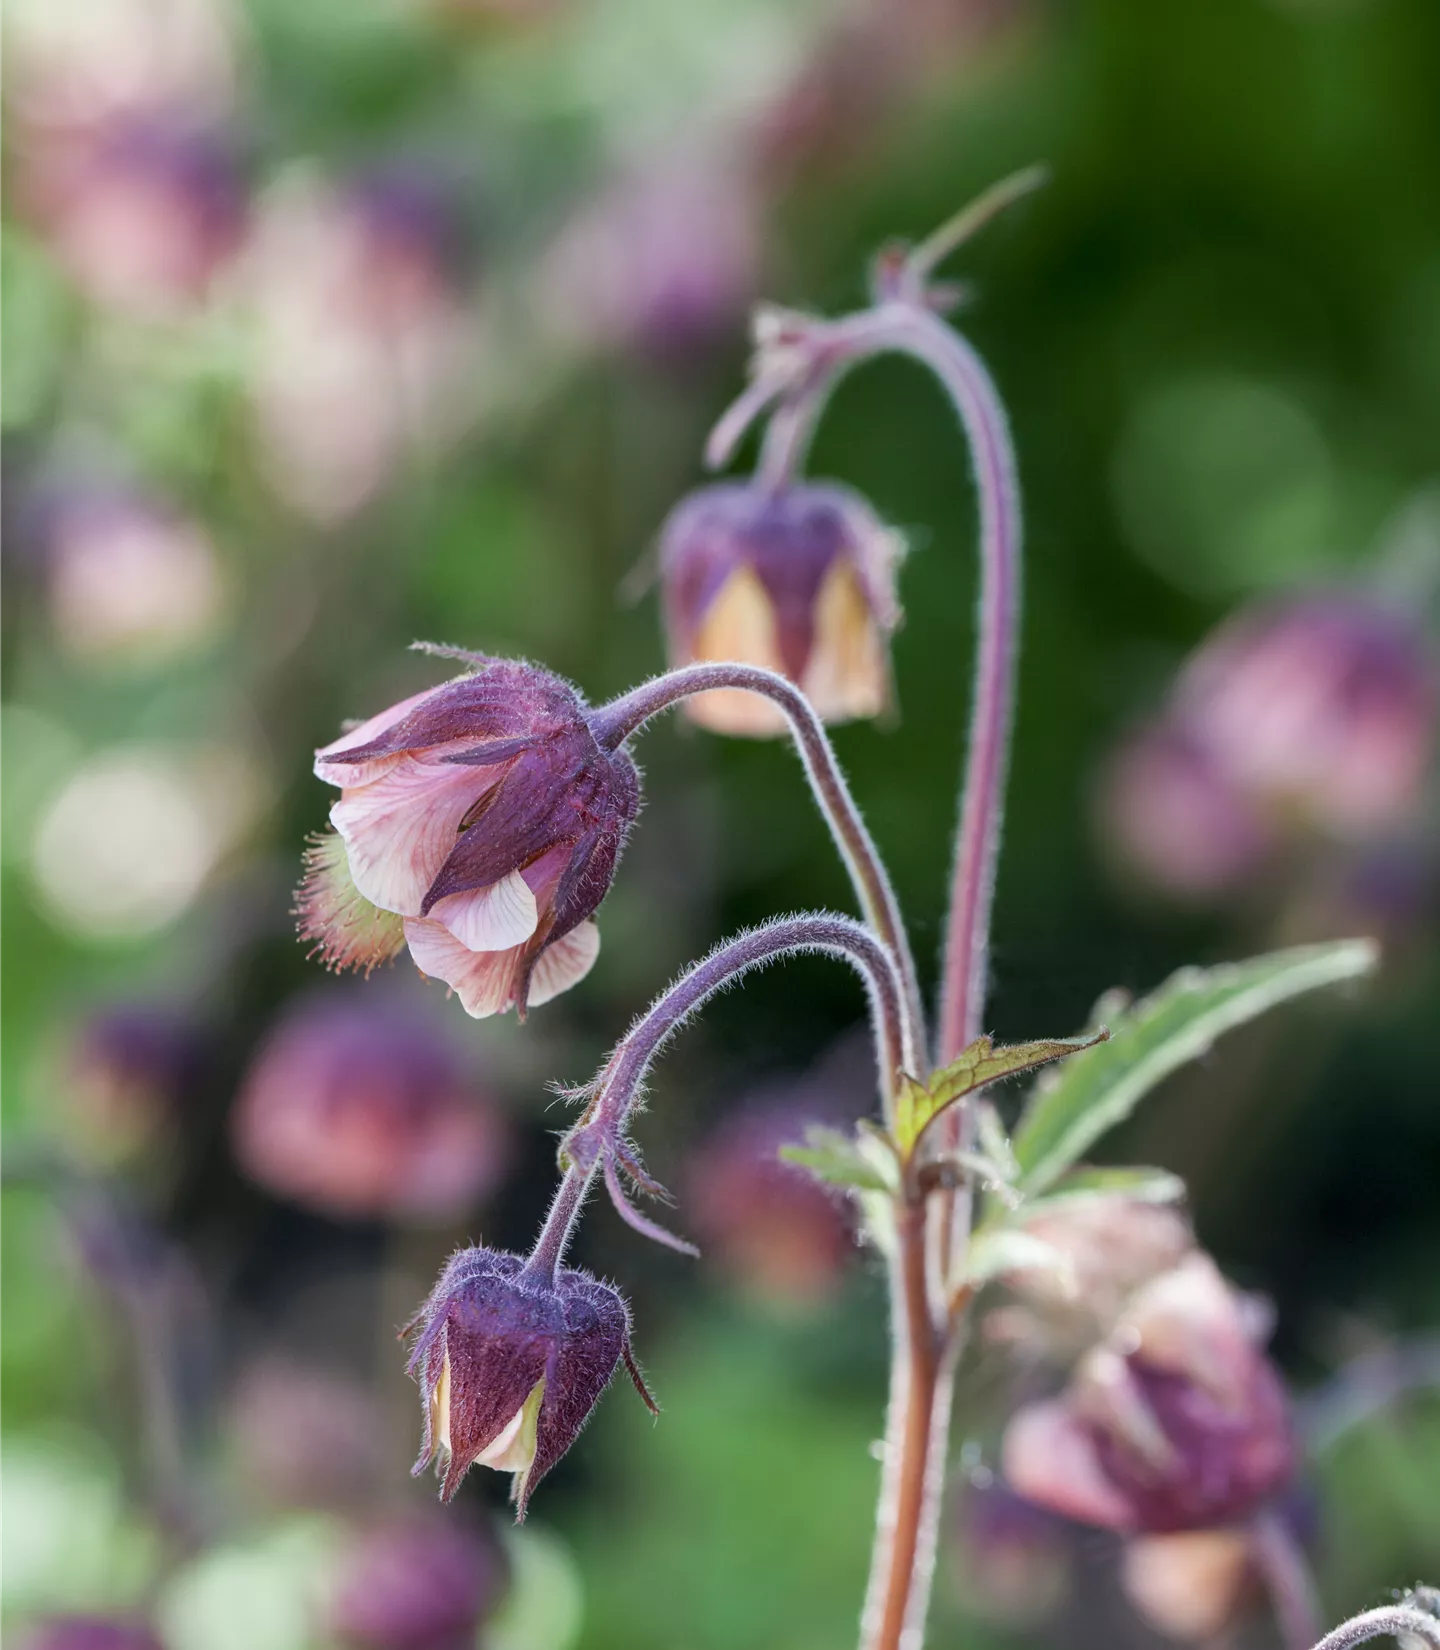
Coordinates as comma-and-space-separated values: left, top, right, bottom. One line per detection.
1121, 1532, 1252, 1641
428, 870, 539, 953
800, 561, 888, 723
430, 1349, 453, 1458
404, 917, 523, 1017
478, 1377, 545, 1475
527, 922, 601, 1008
683, 566, 790, 737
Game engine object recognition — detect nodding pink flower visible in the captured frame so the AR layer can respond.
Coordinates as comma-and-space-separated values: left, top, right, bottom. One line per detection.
658, 481, 903, 736
230, 996, 509, 1221
1002, 1253, 1294, 1535
405, 1246, 656, 1516
18, 1619, 166, 1650
330, 1514, 508, 1650
1172, 594, 1438, 838
309, 657, 640, 1019
685, 1100, 854, 1308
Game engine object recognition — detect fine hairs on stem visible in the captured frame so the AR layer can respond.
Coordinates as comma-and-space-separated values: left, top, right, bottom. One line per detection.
1304, 1607, 1440, 1650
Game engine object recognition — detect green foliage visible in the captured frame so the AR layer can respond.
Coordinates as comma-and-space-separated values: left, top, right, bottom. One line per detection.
1011, 940, 1379, 1196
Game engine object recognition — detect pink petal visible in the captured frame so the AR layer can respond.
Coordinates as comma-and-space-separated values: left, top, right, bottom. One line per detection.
315, 686, 442, 788
527, 922, 600, 1007
428, 870, 539, 952
331, 758, 501, 916
1002, 1399, 1137, 1532
404, 918, 525, 1018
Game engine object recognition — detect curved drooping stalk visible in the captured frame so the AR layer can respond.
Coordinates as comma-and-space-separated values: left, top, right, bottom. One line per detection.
592, 665, 925, 1056
520, 912, 912, 1291
709, 285, 1023, 1650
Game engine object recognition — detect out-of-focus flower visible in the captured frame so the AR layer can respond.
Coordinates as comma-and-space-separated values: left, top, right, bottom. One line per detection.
985, 1194, 1194, 1356
230, 996, 508, 1222
238, 169, 477, 524
61, 1001, 207, 1164
540, 159, 759, 363
226, 1357, 383, 1510
684, 1100, 854, 1309
947, 1472, 1072, 1627
1097, 724, 1274, 900
1119, 1529, 1254, 1641
32, 743, 264, 941
308, 658, 640, 1018
18, 1617, 166, 1650
406, 1245, 656, 1514
1101, 593, 1439, 899
20, 121, 244, 319
330, 1515, 507, 1650
37, 486, 227, 665
4, 0, 239, 139
1174, 595, 1438, 837
1002, 1253, 1295, 1534
657, 481, 903, 736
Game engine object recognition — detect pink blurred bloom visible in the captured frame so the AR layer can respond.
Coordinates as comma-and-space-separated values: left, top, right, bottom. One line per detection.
18, 1619, 166, 1650
310, 658, 639, 1018
239, 170, 477, 523
1003, 1253, 1294, 1534
231, 996, 509, 1221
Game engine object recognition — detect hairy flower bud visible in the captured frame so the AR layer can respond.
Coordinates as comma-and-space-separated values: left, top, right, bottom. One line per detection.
406, 1245, 655, 1515
231, 995, 509, 1221
329, 1514, 507, 1650
311, 658, 640, 1017
1002, 1254, 1294, 1534
657, 481, 903, 735
19, 1618, 166, 1650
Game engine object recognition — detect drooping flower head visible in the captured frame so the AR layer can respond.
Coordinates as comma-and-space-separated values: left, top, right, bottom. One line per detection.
329, 1513, 508, 1650
1002, 1253, 1294, 1535
230, 994, 509, 1221
658, 481, 903, 735
406, 1245, 656, 1517
306, 656, 641, 1018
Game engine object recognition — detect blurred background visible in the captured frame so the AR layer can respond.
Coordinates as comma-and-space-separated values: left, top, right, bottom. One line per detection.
3, 0, 1439, 1646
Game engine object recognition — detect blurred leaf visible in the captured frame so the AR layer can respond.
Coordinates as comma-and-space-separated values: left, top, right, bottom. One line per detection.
894, 1031, 1108, 1160
779, 1126, 895, 1193
962, 1227, 1071, 1291
1012, 940, 1379, 1195
1011, 1164, 1186, 1214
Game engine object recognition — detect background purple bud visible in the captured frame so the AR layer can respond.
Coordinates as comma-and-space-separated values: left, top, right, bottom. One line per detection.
18, 1618, 167, 1650
329, 1513, 508, 1650
230, 994, 509, 1222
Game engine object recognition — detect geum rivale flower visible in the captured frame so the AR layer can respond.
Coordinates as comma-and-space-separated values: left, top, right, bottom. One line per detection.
304, 656, 640, 1017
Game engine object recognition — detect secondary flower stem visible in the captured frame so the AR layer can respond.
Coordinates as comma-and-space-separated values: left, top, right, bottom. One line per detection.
592, 664, 924, 1052
519, 1164, 593, 1289
1252, 1508, 1324, 1650
1304, 1608, 1440, 1649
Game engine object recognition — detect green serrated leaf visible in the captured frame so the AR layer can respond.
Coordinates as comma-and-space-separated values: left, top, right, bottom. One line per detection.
1011, 939, 1378, 1196
779, 1128, 895, 1194
893, 1030, 1108, 1160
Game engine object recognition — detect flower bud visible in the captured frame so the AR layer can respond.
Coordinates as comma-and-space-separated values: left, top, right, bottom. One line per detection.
658, 481, 903, 735
406, 1245, 655, 1515
231, 995, 509, 1221
18, 1618, 166, 1650
329, 1513, 507, 1650
311, 658, 640, 1018
685, 1100, 853, 1309
1002, 1254, 1294, 1534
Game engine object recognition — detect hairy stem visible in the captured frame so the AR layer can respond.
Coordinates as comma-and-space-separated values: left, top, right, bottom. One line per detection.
592, 664, 924, 1051
518, 1166, 593, 1289
1305, 1608, 1440, 1649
